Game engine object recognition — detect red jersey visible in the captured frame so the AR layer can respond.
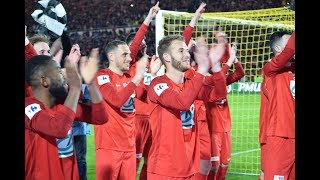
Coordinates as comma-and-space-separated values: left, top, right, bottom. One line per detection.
57, 101, 108, 180
128, 24, 195, 116
260, 63, 294, 144
263, 32, 295, 139
146, 70, 226, 177
205, 62, 244, 133
259, 73, 269, 144
25, 97, 75, 180
93, 68, 146, 151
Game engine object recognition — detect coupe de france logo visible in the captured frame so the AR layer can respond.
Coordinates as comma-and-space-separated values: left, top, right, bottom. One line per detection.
290, 80, 295, 99
97, 75, 110, 85
25, 103, 41, 120
56, 129, 74, 158
154, 83, 169, 96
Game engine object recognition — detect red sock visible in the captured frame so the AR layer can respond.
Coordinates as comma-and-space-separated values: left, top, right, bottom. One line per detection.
207, 171, 217, 180
217, 167, 228, 180
139, 163, 147, 180
195, 172, 207, 180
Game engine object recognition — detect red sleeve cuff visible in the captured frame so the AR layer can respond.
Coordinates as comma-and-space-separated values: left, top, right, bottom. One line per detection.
91, 101, 106, 111
59, 105, 76, 121
222, 64, 230, 74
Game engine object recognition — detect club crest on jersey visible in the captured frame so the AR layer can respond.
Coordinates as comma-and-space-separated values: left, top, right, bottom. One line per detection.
25, 103, 41, 120
97, 75, 110, 85
154, 83, 169, 96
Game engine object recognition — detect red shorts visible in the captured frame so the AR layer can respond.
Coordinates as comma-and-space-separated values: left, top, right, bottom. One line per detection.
260, 142, 268, 172
147, 172, 195, 180
198, 120, 211, 160
95, 149, 136, 180
210, 132, 231, 166
135, 115, 151, 158
264, 136, 295, 180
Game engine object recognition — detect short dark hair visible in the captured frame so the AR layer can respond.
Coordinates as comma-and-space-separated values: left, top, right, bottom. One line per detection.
269, 30, 290, 54
25, 55, 53, 86
104, 40, 127, 55
157, 35, 185, 63
125, 32, 136, 45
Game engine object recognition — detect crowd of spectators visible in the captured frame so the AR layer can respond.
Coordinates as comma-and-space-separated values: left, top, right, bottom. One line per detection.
25, 0, 289, 80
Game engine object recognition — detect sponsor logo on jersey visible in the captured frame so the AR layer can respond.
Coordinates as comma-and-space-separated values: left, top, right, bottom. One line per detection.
210, 156, 220, 161
290, 80, 295, 99
97, 75, 110, 85
273, 175, 284, 180
25, 103, 42, 120
154, 83, 169, 96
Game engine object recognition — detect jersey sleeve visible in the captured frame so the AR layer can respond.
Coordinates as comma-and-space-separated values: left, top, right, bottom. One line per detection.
225, 62, 245, 85
75, 101, 108, 125
198, 71, 227, 102
94, 71, 137, 108
129, 23, 148, 64
148, 73, 204, 111
182, 25, 194, 45
263, 32, 295, 77
25, 43, 37, 61
25, 100, 75, 138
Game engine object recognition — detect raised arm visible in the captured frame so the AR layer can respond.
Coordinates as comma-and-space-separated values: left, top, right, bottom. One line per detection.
129, 1, 160, 62
182, 2, 206, 45
263, 31, 295, 76
222, 43, 244, 85
25, 25, 37, 61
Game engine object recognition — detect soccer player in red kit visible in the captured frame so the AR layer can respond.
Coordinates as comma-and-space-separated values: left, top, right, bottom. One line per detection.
258, 69, 270, 180
93, 40, 148, 180
146, 35, 227, 179
206, 31, 245, 180
187, 37, 213, 180
57, 48, 110, 180
25, 25, 64, 97
262, 31, 295, 180
125, 2, 161, 174
25, 52, 108, 180
126, 3, 207, 179
259, 58, 295, 180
